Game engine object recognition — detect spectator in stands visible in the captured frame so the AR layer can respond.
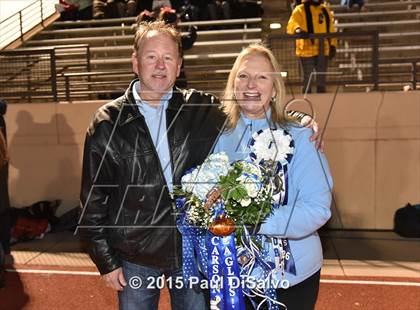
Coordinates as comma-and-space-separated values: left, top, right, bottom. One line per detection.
158, 7, 197, 88
0, 99, 11, 289
56, 0, 78, 20
113, 0, 139, 17
208, 0, 232, 20
75, 0, 93, 19
158, 6, 179, 23
232, 0, 263, 18
133, 9, 156, 27
93, 0, 109, 18
132, 9, 156, 32
134, 0, 182, 17
57, 0, 93, 20
342, 0, 366, 12
93, 0, 138, 18
177, 0, 198, 21
186, 0, 211, 21
287, 0, 337, 93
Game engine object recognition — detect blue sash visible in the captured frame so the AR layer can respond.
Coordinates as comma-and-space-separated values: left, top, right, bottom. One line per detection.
207, 234, 246, 310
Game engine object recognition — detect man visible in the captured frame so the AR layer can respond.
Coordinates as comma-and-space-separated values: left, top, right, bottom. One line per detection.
287, 0, 337, 93
79, 21, 319, 310
78, 21, 224, 310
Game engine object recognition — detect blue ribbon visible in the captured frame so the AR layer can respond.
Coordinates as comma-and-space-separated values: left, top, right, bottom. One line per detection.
281, 239, 296, 276
176, 198, 207, 288
278, 162, 296, 276
207, 233, 246, 310
272, 237, 296, 276
239, 228, 280, 310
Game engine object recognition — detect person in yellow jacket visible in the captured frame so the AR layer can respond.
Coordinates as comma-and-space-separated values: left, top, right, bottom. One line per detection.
287, 0, 337, 93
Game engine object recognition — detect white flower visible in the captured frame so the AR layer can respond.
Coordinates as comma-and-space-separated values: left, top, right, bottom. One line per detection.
181, 152, 231, 200
236, 173, 262, 198
250, 129, 293, 165
240, 161, 263, 180
181, 169, 199, 193
240, 198, 252, 207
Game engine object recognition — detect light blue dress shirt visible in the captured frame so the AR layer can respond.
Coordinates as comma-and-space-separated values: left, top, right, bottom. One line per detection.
132, 81, 174, 191
214, 110, 333, 287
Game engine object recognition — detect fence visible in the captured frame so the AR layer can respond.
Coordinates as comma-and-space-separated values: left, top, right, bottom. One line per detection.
2, 31, 419, 102
268, 32, 380, 91
0, 45, 90, 102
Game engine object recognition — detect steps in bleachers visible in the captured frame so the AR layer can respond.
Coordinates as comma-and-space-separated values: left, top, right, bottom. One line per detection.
328, 0, 420, 91
330, 0, 420, 12
2, 0, 419, 101
17, 17, 263, 100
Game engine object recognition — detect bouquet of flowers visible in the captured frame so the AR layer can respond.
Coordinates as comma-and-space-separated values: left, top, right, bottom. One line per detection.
175, 153, 273, 236
174, 128, 295, 310
175, 128, 294, 235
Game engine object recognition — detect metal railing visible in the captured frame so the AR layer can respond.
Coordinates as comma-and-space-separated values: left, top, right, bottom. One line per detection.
0, 44, 90, 102
62, 70, 131, 101
0, 47, 57, 101
0, 0, 57, 50
377, 58, 420, 90
52, 16, 262, 28
268, 31, 380, 90
2, 30, 418, 102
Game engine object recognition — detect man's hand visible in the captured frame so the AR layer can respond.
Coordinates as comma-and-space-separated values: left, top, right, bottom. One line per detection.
294, 28, 309, 38
301, 115, 325, 152
102, 267, 127, 291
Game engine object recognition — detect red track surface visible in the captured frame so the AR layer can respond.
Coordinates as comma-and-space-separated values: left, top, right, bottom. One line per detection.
1, 265, 419, 310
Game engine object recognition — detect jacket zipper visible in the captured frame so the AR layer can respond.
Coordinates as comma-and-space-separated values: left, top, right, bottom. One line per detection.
166, 109, 179, 268
137, 115, 178, 267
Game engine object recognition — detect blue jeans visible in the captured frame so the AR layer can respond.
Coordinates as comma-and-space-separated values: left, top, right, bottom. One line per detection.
118, 260, 206, 310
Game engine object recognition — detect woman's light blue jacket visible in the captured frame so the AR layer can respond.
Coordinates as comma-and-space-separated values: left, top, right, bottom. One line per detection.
213, 111, 333, 287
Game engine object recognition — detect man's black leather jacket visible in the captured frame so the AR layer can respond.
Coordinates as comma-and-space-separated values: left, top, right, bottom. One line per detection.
79, 80, 226, 275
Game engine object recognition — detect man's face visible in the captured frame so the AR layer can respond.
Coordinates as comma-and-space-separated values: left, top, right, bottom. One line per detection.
131, 31, 181, 103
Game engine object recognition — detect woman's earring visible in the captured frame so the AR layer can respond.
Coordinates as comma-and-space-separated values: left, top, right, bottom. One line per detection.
271, 96, 276, 103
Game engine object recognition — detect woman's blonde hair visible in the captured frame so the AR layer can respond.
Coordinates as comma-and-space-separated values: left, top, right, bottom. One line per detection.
221, 43, 287, 128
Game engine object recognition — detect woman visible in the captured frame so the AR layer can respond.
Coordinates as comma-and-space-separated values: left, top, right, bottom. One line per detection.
213, 44, 333, 309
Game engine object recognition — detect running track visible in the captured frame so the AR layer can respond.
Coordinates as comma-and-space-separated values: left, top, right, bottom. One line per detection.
1, 265, 419, 309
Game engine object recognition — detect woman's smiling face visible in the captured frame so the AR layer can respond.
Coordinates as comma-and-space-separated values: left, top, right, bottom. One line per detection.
234, 53, 276, 119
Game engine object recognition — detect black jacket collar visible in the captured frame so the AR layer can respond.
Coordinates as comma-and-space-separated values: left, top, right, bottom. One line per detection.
118, 79, 188, 127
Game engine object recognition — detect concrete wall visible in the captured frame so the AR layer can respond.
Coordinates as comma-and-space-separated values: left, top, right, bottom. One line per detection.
4, 91, 420, 229
5, 101, 104, 216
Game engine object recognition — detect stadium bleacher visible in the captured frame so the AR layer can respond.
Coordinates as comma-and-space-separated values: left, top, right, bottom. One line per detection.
0, 0, 419, 102
331, 0, 420, 90
19, 17, 262, 100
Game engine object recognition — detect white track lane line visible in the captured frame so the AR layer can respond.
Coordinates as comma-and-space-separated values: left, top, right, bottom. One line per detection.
5, 269, 420, 287
320, 279, 420, 286
6, 269, 100, 276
